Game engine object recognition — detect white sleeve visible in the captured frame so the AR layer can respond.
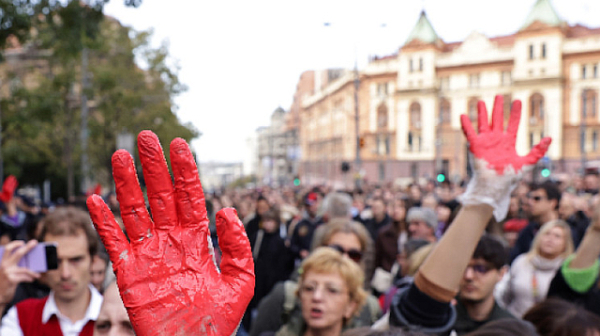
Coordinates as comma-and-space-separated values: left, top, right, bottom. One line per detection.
1, 306, 24, 336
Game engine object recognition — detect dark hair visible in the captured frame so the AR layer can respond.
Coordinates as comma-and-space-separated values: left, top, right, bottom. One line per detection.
403, 239, 430, 257
465, 318, 539, 336
261, 209, 280, 224
523, 298, 600, 336
531, 181, 561, 210
39, 206, 99, 257
472, 234, 508, 269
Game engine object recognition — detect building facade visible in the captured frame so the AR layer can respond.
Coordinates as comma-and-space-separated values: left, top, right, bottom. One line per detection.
297, 0, 600, 187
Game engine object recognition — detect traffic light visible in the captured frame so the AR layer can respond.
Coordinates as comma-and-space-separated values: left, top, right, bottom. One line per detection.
541, 168, 550, 178
436, 172, 446, 183
359, 137, 365, 148
293, 176, 301, 186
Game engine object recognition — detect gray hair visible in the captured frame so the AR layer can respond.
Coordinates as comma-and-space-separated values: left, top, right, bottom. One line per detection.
406, 207, 438, 231
322, 192, 352, 219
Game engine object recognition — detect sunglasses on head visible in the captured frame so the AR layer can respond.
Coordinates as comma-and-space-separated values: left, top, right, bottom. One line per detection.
327, 244, 363, 263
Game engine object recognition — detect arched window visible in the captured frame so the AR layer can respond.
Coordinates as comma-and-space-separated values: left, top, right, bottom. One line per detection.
529, 93, 544, 125
583, 89, 598, 119
439, 98, 451, 125
377, 103, 388, 129
468, 97, 479, 122
410, 102, 421, 129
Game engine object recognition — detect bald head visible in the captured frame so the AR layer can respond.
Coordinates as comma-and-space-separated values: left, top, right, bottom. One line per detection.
94, 282, 134, 336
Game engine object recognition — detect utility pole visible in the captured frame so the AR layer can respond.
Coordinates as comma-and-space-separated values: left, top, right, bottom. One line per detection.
353, 61, 361, 190
80, 47, 91, 194
581, 89, 587, 175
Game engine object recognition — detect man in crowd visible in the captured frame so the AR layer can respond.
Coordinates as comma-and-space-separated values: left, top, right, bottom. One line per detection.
1, 207, 103, 336
289, 190, 323, 262
450, 235, 514, 335
406, 207, 438, 243
365, 197, 392, 241
93, 281, 133, 336
510, 181, 560, 263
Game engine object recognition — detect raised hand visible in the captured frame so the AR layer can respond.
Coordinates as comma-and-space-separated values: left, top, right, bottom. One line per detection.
0, 176, 18, 203
459, 95, 551, 220
87, 131, 254, 336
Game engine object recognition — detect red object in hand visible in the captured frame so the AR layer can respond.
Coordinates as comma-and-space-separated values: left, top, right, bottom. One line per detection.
87, 131, 255, 336
92, 183, 102, 196
0, 176, 18, 203
460, 95, 551, 175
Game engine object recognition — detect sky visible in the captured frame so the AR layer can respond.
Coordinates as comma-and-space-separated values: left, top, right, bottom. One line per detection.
103, 0, 600, 163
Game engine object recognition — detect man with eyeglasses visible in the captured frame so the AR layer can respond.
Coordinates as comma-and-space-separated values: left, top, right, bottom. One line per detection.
510, 181, 561, 264
449, 234, 514, 336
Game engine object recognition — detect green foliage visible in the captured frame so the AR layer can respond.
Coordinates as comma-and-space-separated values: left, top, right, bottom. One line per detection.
0, 1, 196, 200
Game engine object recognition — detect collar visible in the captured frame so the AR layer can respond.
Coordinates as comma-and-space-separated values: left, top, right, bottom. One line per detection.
42, 284, 103, 324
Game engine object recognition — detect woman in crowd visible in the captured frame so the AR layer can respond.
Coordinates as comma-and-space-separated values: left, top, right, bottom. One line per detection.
250, 219, 380, 336
271, 247, 367, 336
496, 220, 574, 317
523, 298, 600, 336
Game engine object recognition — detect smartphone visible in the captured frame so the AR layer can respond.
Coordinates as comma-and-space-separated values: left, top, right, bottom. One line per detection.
0, 242, 58, 272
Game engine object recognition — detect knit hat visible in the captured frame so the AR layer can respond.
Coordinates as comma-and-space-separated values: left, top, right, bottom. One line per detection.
406, 207, 438, 231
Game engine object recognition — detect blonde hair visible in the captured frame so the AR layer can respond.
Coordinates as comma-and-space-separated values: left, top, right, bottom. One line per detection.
298, 247, 368, 320
527, 220, 574, 260
406, 243, 435, 276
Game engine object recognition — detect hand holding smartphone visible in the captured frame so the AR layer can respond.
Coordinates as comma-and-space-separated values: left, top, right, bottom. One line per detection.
0, 240, 59, 305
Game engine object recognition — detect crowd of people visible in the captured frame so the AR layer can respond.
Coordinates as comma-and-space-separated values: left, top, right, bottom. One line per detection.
2, 96, 600, 335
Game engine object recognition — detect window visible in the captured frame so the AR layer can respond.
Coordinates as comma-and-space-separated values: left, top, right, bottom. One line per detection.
410, 102, 422, 128
501, 71, 512, 86
583, 89, 598, 119
377, 103, 388, 129
582, 65, 587, 79
468, 97, 479, 122
594, 131, 598, 151
529, 44, 534, 60
529, 132, 535, 149
409, 59, 414, 73
503, 94, 512, 120
594, 64, 598, 78
529, 93, 544, 124
541, 43, 546, 59
440, 77, 450, 90
469, 73, 480, 88
419, 58, 423, 72
408, 132, 413, 149
439, 97, 451, 125
377, 83, 388, 96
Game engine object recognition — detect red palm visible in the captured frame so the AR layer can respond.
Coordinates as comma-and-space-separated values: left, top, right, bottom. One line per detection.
87, 131, 254, 336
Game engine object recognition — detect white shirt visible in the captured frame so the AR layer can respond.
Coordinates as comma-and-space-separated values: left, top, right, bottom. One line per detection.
1, 285, 103, 336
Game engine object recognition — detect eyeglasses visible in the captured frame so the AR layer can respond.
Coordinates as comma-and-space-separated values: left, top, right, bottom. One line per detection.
327, 245, 363, 263
465, 263, 493, 275
528, 195, 546, 202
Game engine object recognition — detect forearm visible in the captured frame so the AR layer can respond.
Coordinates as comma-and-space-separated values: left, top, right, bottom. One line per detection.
417, 204, 493, 300
569, 227, 600, 269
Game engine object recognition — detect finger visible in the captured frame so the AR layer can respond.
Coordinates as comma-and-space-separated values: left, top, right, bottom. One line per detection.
10, 268, 40, 283
6, 240, 38, 265
137, 131, 178, 230
491, 95, 504, 133
460, 114, 477, 143
521, 137, 552, 166
477, 100, 490, 133
87, 195, 130, 265
112, 150, 153, 242
1, 240, 25, 263
215, 208, 254, 284
506, 100, 522, 137
170, 138, 208, 228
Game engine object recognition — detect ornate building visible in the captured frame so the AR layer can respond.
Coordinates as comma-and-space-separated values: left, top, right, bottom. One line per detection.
296, 0, 600, 187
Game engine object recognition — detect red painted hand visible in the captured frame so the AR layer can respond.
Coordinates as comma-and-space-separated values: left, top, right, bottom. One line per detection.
87, 131, 254, 336
0, 176, 18, 203
459, 95, 551, 221
460, 95, 551, 175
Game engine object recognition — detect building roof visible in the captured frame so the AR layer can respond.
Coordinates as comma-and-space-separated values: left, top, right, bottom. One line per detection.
520, 0, 563, 31
404, 11, 440, 45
